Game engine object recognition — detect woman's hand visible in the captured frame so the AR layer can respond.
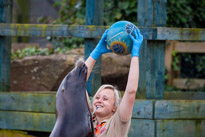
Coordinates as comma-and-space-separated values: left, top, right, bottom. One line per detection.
129, 29, 143, 57
90, 29, 112, 60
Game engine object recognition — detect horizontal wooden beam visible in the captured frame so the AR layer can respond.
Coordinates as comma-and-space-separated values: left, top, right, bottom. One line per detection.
0, 23, 108, 38
157, 27, 205, 41
174, 42, 205, 53
157, 120, 205, 137
164, 92, 205, 100
1, 111, 204, 136
0, 92, 56, 113
155, 100, 205, 119
0, 92, 153, 119
0, 23, 205, 41
0, 111, 55, 132
0, 110, 154, 136
173, 78, 205, 90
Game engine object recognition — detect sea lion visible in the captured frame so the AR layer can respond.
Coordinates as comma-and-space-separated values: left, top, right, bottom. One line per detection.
50, 60, 94, 137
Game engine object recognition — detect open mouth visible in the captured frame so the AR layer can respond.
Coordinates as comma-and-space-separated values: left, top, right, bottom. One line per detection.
96, 105, 103, 109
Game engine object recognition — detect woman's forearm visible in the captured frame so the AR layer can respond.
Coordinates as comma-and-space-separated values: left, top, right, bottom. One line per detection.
119, 57, 139, 122
125, 57, 139, 94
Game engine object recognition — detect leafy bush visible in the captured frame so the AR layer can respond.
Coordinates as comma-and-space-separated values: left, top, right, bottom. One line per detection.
104, 0, 138, 25
167, 0, 205, 28
11, 46, 69, 60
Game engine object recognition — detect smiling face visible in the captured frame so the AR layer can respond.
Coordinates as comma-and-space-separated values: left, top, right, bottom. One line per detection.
93, 88, 117, 118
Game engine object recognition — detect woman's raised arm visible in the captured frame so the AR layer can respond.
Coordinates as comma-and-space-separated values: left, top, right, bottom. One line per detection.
85, 29, 112, 80
119, 29, 143, 122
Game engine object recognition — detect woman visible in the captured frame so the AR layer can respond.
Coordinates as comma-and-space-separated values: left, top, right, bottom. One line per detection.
85, 28, 143, 137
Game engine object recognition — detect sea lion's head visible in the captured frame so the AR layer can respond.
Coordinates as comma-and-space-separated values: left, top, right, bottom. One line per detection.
56, 60, 87, 111
61, 59, 87, 94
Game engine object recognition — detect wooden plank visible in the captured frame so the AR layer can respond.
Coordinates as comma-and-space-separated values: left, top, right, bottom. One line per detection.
0, 92, 56, 113
155, 100, 205, 119
147, 0, 166, 99
137, 0, 152, 97
0, 36, 11, 91
85, 0, 103, 95
165, 41, 176, 85
164, 92, 205, 100
15, 0, 30, 43
0, 24, 205, 40
138, 0, 166, 99
132, 100, 153, 119
174, 42, 205, 53
0, 0, 12, 91
173, 78, 205, 90
0, 111, 154, 134
0, 92, 153, 118
136, 91, 205, 100
146, 40, 165, 99
157, 27, 205, 41
0, 23, 107, 38
129, 119, 155, 137
156, 120, 205, 137
0, 111, 55, 132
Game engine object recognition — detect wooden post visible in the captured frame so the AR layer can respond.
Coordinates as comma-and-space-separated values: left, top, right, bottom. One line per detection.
15, 0, 29, 42
138, 0, 166, 99
85, 0, 104, 95
0, 0, 12, 91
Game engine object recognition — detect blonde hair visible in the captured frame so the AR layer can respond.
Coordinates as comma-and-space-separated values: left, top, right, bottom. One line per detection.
93, 84, 121, 107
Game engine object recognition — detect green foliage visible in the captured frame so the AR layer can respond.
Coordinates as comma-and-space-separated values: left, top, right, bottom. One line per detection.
167, 0, 205, 28
164, 85, 180, 92
180, 53, 205, 78
104, 0, 138, 25
53, 0, 86, 25
171, 51, 180, 71
38, 0, 86, 49
11, 46, 69, 60
53, 0, 86, 48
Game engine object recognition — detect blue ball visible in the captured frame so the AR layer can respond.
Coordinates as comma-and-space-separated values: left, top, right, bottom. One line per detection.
106, 21, 138, 55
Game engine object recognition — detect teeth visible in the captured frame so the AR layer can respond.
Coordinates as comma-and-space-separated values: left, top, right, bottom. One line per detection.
96, 105, 102, 108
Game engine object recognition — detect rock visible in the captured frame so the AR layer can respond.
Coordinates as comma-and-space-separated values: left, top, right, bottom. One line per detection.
10, 48, 131, 91
102, 53, 131, 90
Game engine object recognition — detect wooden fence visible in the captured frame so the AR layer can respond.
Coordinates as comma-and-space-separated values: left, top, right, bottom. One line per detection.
0, 92, 205, 137
165, 41, 205, 90
0, 0, 205, 137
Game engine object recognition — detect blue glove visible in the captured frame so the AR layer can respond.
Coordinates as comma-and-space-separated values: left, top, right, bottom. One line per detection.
129, 29, 143, 57
90, 29, 112, 60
